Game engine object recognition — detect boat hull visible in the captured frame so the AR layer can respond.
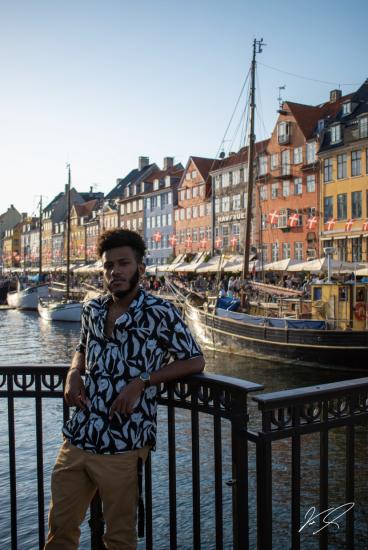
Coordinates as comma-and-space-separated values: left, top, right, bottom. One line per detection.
7, 285, 49, 310
38, 301, 82, 322
184, 302, 368, 369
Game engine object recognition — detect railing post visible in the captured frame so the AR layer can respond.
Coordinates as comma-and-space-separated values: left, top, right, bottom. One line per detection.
230, 389, 250, 550
256, 415, 272, 550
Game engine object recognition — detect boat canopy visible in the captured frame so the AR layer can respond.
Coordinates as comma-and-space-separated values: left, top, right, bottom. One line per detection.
216, 308, 327, 330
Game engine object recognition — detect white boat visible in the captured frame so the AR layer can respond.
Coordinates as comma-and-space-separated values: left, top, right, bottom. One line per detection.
38, 298, 82, 322
7, 284, 49, 310
37, 165, 83, 322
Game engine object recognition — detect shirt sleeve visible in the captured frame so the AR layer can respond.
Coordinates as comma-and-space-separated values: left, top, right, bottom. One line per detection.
75, 304, 89, 354
158, 303, 202, 361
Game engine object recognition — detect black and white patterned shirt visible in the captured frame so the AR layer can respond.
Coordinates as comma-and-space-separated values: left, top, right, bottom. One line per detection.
63, 289, 202, 454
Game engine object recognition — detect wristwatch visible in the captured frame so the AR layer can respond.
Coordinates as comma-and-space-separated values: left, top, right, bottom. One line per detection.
139, 372, 151, 389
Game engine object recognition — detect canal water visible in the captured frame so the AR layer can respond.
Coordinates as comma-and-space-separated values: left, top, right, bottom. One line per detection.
0, 308, 367, 549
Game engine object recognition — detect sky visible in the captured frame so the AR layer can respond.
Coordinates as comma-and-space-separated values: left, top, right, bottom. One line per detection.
1, 0, 368, 214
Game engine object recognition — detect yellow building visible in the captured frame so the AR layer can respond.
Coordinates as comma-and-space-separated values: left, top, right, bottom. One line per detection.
319, 81, 368, 262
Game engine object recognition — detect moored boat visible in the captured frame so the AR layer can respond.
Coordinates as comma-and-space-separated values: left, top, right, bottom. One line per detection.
38, 297, 82, 322
183, 280, 368, 369
7, 284, 49, 310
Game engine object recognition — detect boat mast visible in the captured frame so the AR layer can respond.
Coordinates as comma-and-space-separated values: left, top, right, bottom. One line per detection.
39, 196, 43, 278
242, 38, 265, 280
66, 165, 71, 300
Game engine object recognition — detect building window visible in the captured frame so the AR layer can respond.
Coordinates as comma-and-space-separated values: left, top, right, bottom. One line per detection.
337, 154, 347, 179
222, 196, 230, 212
271, 154, 279, 169
342, 102, 352, 116
306, 141, 316, 164
222, 225, 229, 247
282, 180, 290, 197
278, 209, 288, 228
330, 124, 341, 144
306, 175, 316, 193
191, 170, 197, 179
351, 237, 362, 262
233, 194, 241, 210
258, 155, 268, 176
324, 158, 333, 182
199, 204, 205, 217
271, 182, 278, 198
192, 186, 198, 198
294, 178, 302, 195
229, 171, 233, 185
180, 209, 185, 221
192, 206, 198, 218
281, 149, 290, 175
186, 188, 191, 200
186, 207, 191, 220
337, 193, 347, 220
147, 217, 151, 229
324, 196, 333, 222
278, 121, 290, 144
271, 243, 279, 262
351, 191, 362, 218
261, 214, 267, 229
351, 150, 361, 176
294, 242, 303, 261
282, 243, 291, 259
293, 147, 303, 164
359, 117, 368, 138
260, 185, 267, 201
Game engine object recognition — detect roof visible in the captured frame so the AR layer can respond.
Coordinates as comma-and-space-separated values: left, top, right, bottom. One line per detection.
73, 199, 99, 217
190, 156, 218, 180
209, 140, 269, 174
105, 163, 157, 199
143, 163, 184, 183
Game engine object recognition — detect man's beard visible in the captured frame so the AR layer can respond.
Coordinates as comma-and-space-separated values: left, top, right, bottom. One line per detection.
108, 268, 140, 299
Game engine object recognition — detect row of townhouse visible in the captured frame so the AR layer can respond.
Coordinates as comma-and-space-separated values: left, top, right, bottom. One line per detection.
2, 79, 368, 269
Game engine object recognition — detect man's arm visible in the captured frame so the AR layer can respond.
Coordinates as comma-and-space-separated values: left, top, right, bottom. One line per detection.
64, 351, 87, 409
109, 355, 204, 419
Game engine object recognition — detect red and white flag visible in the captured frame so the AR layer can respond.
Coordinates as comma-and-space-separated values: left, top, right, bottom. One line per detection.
362, 220, 368, 231
268, 210, 279, 225
307, 216, 318, 230
345, 219, 354, 232
215, 237, 222, 248
169, 234, 177, 246
288, 213, 299, 227
230, 236, 238, 248
325, 218, 335, 231
185, 237, 192, 248
200, 238, 208, 249
153, 231, 162, 242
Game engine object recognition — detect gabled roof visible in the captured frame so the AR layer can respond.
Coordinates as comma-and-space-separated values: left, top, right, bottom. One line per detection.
190, 156, 218, 181
73, 199, 99, 218
106, 164, 157, 200
209, 140, 269, 174
143, 163, 184, 183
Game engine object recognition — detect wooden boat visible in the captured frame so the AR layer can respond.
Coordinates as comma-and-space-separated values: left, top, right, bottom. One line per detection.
183, 281, 368, 369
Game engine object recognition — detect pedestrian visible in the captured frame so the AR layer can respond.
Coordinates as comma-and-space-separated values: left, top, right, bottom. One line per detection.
44, 228, 204, 550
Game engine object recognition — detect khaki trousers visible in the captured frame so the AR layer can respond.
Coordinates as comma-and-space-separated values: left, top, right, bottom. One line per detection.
44, 440, 149, 550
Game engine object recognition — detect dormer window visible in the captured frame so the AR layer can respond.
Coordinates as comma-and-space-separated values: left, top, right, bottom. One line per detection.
165, 176, 171, 187
342, 102, 352, 116
153, 179, 159, 191
330, 124, 342, 144
317, 119, 325, 132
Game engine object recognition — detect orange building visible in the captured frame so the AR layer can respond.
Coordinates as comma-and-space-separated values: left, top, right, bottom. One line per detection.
258, 91, 346, 263
174, 157, 216, 255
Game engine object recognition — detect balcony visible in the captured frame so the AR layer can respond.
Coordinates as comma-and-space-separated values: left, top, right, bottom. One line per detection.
1, 365, 368, 549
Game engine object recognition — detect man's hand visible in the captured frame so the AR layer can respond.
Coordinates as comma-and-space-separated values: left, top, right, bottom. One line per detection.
109, 378, 144, 420
64, 369, 87, 409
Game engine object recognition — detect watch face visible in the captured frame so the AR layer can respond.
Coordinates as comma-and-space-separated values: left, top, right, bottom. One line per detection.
140, 372, 150, 381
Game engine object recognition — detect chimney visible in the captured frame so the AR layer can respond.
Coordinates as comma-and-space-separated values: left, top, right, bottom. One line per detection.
163, 156, 174, 170
330, 89, 342, 103
138, 156, 149, 170
90, 186, 93, 193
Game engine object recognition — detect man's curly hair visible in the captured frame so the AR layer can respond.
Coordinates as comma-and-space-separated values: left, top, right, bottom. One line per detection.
97, 229, 146, 263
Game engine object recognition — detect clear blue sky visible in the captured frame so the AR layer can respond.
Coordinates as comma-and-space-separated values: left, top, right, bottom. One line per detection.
1, 0, 367, 214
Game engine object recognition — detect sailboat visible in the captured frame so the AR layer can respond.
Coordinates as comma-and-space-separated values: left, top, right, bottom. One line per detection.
180, 39, 368, 369
38, 165, 83, 322
7, 200, 49, 310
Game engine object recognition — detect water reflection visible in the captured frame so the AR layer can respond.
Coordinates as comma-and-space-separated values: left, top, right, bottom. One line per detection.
0, 309, 366, 549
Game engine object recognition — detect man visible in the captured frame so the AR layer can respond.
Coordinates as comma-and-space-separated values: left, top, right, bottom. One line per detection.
45, 229, 204, 550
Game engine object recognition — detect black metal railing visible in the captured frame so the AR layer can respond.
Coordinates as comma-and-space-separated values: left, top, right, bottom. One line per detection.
2, 366, 368, 549
251, 377, 368, 550
0, 365, 261, 550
